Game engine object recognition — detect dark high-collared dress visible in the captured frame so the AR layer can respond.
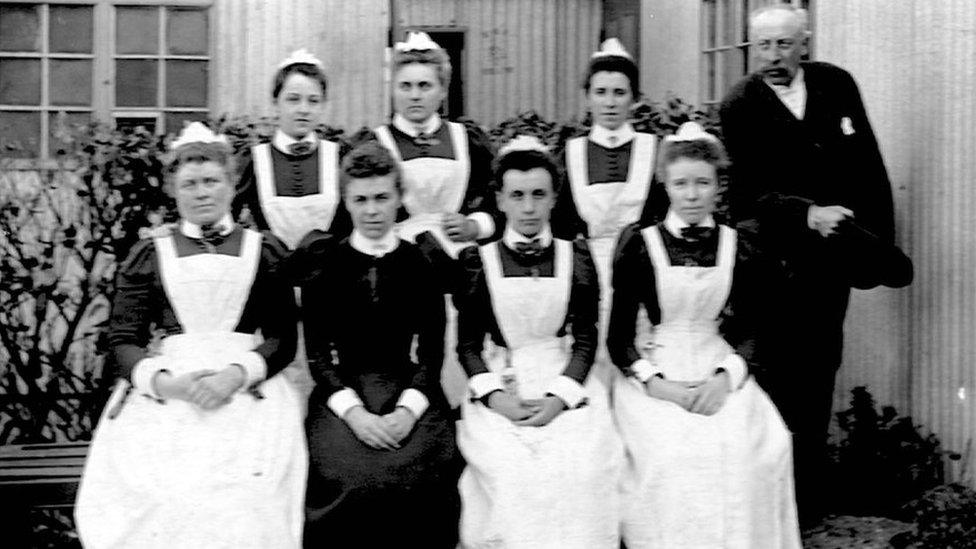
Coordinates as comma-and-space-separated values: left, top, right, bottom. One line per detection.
300, 236, 460, 548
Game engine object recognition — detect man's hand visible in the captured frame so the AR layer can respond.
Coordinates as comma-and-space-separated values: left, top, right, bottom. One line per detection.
486, 391, 534, 422
186, 365, 246, 410
514, 396, 566, 427
689, 371, 731, 416
344, 406, 400, 450
808, 205, 854, 237
644, 376, 696, 410
443, 213, 479, 242
381, 407, 417, 444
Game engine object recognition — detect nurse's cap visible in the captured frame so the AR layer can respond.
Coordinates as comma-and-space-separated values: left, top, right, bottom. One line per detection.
591, 37, 633, 60
498, 135, 550, 158
169, 121, 229, 150
663, 121, 721, 145
395, 31, 442, 52
277, 48, 324, 70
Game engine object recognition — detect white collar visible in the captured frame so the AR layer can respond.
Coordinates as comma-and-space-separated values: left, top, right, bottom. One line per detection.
589, 122, 635, 149
765, 67, 806, 119
350, 229, 399, 257
392, 113, 442, 138
502, 224, 554, 250
180, 214, 234, 239
663, 209, 716, 238
272, 129, 318, 154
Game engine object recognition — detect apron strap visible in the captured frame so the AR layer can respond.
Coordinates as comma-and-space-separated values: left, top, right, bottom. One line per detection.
621, 133, 656, 206
445, 122, 471, 213
373, 125, 403, 163
641, 225, 671, 271
565, 136, 590, 224
252, 143, 275, 205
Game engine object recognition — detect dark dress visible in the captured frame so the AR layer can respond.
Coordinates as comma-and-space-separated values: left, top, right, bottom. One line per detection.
300, 236, 460, 548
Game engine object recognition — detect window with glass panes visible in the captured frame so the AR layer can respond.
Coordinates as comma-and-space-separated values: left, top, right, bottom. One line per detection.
0, 1, 210, 159
700, 0, 811, 107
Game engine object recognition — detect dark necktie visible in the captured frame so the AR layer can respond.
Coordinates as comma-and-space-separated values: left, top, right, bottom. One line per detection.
413, 131, 440, 147
200, 223, 228, 247
514, 238, 544, 257
680, 225, 714, 243
288, 141, 313, 156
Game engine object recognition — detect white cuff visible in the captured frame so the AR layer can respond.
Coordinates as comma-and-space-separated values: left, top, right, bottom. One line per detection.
716, 354, 748, 390
467, 212, 495, 239
131, 357, 167, 399
327, 388, 364, 418
228, 351, 267, 391
469, 372, 505, 400
631, 358, 664, 383
397, 388, 430, 419
545, 376, 588, 409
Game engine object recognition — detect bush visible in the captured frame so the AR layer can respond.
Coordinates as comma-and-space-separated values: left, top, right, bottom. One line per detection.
891, 483, 976, 548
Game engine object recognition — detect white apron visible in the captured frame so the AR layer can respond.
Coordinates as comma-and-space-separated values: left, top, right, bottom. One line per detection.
458, 240, 624, 549
566, 133, 656, 386
253, 140, 340, 403
612, 225, 800, 549
76, 230, 308, 549
376, 121, 473, 407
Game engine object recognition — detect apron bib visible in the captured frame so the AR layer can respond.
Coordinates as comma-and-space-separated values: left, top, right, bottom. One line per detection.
76, 230, 308, 549
458, 240, 623, 548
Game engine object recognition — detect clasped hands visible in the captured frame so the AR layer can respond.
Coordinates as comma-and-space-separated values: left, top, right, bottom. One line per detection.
487, 391, 566, 427
645, 370, 731, 416
152, 365, 246, 410
344, 406, 417, 451
442, 213, 479, 242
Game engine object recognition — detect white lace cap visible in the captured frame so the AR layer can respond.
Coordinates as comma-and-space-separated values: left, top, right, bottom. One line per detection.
498, 135, 550, 158
169, 122, 229, 151
591, 38, 633, 60
395, 31, 442, 52
277, 48, 324, 70
663, 121, 720, 145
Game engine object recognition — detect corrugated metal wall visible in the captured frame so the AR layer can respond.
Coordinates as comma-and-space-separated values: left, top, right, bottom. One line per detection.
212, 0, 389, 131
396, 0, 602, 125
818, 1, 976, 481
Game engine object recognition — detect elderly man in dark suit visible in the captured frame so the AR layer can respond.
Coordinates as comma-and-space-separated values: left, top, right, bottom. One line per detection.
719, 4, 911, 527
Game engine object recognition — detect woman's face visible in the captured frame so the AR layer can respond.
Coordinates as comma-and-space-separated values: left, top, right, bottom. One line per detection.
344, 174, 401, 240
173, 160, 233, 226
393, 63, 446, 124
587, 71, 634, 131
275, 72, 325, 139
664, 157, 719, 225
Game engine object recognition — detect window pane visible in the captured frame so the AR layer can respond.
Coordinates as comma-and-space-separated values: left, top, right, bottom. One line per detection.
0, 111, 41, 158
115, 60, 158, 107
165, 112, 207, 136
49, 111, 92, 156
51, 59, 93, 106
722, 48, 744, 95
721, 0, 736, 46
0, 58, 41, 104
116, 7, 159, 55
166, 60, 207, 107
50, 5, 94, 53
0, 4, 40, 52
704, 1, 716, 49
167, 9, 208, 55
705, 53, 716, 102
115, 115, 157, 135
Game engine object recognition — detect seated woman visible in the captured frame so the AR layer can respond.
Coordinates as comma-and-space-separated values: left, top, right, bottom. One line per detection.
455, 136, 623, 548
607, 122, 800, 548
300, 142, 459, 548
75, 123, 304, 549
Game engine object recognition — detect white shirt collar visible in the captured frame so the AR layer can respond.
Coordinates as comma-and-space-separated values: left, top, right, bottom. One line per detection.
350, 229, 399, 257
180, 214, 234, 239
765, 67, 807, 120
502, 224, 553, 250
589, 122, 635, 149
663, 209, 715, 238
392, 113, 442, 138
272, 128, 318, 154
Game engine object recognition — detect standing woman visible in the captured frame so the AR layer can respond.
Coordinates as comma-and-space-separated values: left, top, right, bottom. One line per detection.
234, 48, 351, 249
607, 122, 799, 548
76, 123, 305, 548
300, 143, 459, 547
455, 137, 623, 548
552, 38, 658, 386
372, 31, 498, 406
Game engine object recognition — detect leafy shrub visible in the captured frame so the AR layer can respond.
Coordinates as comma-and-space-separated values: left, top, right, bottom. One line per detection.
891, 483, 976, 548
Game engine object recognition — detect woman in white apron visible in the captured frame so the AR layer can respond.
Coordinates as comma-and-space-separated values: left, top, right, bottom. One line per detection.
456, 138, 623, 548
552, 39, 658, 389
607, 122, 800, 548
372, 32, 499, 408
75, 123, 306, 549
234, 49, 350, 403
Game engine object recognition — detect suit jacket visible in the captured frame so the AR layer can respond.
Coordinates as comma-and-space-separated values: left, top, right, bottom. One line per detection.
719, 61, 896, 277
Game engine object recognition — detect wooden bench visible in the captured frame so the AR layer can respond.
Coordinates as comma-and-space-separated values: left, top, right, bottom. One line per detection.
0, 442, 90, 541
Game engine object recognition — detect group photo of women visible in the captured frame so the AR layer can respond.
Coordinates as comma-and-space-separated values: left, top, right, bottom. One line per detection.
73, 22, 813, 549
